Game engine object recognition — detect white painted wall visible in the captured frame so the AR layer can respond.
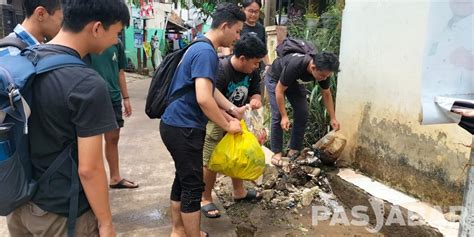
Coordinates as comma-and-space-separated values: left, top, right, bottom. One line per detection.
336, 0, 471, 181
146, 3, 172, 30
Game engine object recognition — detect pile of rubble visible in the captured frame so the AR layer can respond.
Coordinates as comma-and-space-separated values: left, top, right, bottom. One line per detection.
258, 148, 339, 211
215, 131, 347, 213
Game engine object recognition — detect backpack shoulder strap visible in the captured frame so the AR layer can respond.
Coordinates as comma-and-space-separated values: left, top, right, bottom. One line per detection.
0, 36, 28, 50
37, 142, 79, 237
184, 37, 214, 51
167, 38, 214, 104
1, 53, 87, 136
36, 54, 86, 74
219, 56, 234, 84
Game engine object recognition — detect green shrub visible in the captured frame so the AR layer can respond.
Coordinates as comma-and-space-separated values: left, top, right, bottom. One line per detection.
268, 4, 342, 151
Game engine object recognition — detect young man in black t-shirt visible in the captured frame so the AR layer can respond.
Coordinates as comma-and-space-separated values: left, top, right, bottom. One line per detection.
265, 52, 340, 166
201, 34, 267, 218
6, 1, 130, 236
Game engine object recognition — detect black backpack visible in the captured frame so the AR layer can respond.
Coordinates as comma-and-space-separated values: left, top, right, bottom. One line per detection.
276, 37, 316, 57
145, 38, 212, 119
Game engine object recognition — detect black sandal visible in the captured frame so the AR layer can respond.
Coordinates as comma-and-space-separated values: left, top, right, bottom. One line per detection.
109, 179, 139, 189
288, 151, 300, 161
234, 189, 262, 203
201, 203, 221, 218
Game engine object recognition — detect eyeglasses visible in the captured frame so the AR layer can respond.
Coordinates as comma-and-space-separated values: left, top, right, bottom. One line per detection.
245, 9, 260, 15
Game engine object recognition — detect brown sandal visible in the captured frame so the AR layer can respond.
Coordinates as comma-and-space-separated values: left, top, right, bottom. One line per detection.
271, 155, 284, 167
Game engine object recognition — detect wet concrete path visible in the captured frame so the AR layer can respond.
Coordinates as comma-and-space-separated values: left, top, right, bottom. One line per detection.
0, 73, 236, 236
110, 74, 236, 236
108, 73, 174, 235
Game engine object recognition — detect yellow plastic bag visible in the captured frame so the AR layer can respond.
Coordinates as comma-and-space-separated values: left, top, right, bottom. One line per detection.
209, 121, 266, 180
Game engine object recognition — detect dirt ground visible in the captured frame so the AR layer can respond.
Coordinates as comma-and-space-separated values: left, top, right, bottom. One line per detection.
213, 167, 383, 237
213, 163, 443, 237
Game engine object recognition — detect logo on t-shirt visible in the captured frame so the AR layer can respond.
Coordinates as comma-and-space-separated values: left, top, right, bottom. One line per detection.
112, 52, 117, 62
226, 75, 251, 106
296, 79, 313, 85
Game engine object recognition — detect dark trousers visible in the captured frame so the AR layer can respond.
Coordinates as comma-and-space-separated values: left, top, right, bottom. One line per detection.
264, 75, 308, 154
159, 121, 205, 213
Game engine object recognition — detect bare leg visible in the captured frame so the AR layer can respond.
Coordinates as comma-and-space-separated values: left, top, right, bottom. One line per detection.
202, 166, 219, 216
231, 178, 246, 198
105, 129, 137, 188
170, 201, 186, 237
181, 211, 201, 237
104, 129, 121, 184
232, 178, 261, 200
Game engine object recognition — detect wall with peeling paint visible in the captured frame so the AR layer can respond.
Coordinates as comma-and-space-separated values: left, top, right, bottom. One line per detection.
336, 0, 472, 207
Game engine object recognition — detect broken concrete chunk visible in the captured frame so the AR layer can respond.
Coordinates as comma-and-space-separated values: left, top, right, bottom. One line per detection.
409, 214, 421, 222
310, 186, 321, 195
444, 212, 460, 222
299, 227, 309, 232
292, 208, 299, 214
263, 176, 277, 189
310, 168, 321, 177
280, 197, 296, 209
301, 188, 314, 206
261, 189, 274, 202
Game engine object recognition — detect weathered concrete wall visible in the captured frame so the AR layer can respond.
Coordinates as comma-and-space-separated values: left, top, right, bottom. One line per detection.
336, 0, 472, 207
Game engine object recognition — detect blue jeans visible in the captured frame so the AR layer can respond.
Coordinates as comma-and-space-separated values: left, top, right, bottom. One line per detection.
265, 75, 308, 154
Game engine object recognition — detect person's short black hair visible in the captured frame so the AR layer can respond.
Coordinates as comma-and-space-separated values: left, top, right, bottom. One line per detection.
233, 33, 267, 59
242, 0, 262, 8
313, 52, 340, 72
23, 0, 61, 18
211, 2, 246, 29
62, 0, 130, 33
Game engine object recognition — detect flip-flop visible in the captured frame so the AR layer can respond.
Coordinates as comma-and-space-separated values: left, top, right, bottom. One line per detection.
234, 189, 262, 203
109, 179, 139, 189
201, 203, 221, 218
201, 231, 209, 237
271, 155, 284, 167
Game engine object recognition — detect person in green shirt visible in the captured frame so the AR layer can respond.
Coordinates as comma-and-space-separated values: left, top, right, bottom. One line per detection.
89, 40, 138, 189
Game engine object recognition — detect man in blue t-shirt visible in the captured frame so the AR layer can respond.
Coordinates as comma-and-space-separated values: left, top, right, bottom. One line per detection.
200, 34, 268, 218
159, 3, 246, 237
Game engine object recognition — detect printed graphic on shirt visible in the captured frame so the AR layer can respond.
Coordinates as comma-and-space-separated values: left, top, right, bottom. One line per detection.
226, 75, 250, 106
296, 79, 313, 85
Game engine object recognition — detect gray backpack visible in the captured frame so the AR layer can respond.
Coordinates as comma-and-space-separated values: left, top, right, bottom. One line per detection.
0, 36, 28, 52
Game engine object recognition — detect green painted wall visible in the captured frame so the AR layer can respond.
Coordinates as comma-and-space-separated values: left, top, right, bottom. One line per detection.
123, 25, 166, 70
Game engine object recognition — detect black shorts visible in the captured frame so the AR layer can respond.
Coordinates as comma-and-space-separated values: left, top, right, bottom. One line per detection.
160, 121, 205, 213
112, 101, 124, 128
